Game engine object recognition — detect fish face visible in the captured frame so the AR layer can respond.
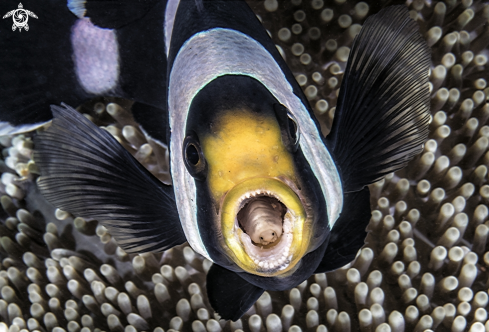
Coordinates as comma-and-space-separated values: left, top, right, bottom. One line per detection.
183, 75, 329, 277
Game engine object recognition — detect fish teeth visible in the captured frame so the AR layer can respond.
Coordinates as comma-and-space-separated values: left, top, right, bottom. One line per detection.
239, 189, 281, 205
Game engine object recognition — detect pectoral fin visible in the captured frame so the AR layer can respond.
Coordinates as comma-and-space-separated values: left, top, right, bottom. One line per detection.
326, 5, 430, 192
34, 104, 186, 253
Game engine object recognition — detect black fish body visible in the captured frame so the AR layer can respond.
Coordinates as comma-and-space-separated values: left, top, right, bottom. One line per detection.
0, 0, 430, 320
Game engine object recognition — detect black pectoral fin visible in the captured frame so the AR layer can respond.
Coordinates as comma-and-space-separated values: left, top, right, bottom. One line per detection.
207, 263, 265, 321
34, 104, 186, 253
326, 5, 430, 192
68, 0, 161, 29
315, 187, 371, 273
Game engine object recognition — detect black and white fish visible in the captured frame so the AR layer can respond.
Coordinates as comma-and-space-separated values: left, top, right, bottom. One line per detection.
0, 0, 430, 320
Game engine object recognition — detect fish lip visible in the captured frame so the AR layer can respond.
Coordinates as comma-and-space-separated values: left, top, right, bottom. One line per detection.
220, 177, 311, 277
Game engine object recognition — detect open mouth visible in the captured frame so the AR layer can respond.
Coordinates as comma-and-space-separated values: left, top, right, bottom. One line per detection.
237, 193, 293, 270
221, 178, 309, 276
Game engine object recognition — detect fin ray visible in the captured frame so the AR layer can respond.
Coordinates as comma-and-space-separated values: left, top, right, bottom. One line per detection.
326, 5, 430, 192
34, 104, 185, 253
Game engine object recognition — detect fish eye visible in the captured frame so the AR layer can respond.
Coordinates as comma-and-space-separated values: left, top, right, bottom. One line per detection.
273, 103, 300, 152
186, 144, 200, 165
183, 132, 207, 180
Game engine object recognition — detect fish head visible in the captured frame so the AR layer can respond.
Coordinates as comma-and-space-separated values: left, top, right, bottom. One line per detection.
182, 75, 330, 277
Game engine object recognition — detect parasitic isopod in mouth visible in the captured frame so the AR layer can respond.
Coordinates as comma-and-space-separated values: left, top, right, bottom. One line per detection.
238, 194, 286, 246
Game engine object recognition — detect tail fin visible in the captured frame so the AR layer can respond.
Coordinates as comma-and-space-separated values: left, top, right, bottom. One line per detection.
326, 5, 431, 192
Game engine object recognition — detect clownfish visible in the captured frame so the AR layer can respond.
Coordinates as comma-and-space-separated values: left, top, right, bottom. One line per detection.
0, 0, 430, 320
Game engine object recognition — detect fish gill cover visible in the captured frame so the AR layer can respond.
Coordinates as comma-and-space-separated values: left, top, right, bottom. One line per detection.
0, 0, 489, 331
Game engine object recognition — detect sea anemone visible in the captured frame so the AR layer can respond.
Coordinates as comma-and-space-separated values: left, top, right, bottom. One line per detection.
1, 0, 489, 331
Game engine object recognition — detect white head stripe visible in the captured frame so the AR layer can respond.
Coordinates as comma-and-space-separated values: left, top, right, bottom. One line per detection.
169, 28, 343, 260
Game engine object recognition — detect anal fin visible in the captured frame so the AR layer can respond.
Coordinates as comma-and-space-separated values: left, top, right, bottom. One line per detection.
207, 263, 264, 321
315, 187, 371, 273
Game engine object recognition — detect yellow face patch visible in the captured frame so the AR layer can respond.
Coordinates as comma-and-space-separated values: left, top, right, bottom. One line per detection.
201, 109, 297, 201
200, 108, 310, 276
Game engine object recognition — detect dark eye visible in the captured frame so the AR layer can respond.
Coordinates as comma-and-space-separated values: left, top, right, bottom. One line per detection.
186, 144, 200, 165
273, 103, 300, 152
183, 132, 207, 180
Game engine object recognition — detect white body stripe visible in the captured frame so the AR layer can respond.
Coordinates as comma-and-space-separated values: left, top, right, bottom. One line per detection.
71, 18, 119, 95
169, 28, 343, 260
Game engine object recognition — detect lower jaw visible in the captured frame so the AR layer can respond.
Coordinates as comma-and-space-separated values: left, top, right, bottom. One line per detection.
220, 177, 310, 277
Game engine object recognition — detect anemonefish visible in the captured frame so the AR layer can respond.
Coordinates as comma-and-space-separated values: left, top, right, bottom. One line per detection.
0, 0, 430, 320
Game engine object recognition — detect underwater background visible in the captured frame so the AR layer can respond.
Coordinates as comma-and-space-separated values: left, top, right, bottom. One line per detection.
1, 0, 489, 331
